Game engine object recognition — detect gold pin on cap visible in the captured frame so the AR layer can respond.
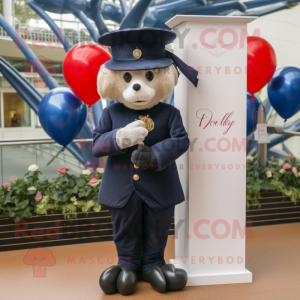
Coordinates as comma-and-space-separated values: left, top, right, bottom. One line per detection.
133, 48, 142, 59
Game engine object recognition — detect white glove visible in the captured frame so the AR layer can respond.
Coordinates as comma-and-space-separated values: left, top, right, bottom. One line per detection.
116, 120, 148, 150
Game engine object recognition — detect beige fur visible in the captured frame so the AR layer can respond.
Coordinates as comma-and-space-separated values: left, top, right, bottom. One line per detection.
97, 64, 178, 110
97, 64, 178, 149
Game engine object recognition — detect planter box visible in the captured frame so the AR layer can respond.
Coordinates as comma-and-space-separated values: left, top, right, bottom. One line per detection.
246, 192, 300, 227
1, 192, 299, 252
0, 206, 174, 252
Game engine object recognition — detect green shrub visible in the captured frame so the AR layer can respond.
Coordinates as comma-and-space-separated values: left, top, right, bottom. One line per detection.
0, 165, 104, 221
246, 154, 300, 208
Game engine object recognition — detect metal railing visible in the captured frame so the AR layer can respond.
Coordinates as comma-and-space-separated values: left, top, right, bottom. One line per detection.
255, 125, 300, 166
0, 22, 95, 45
0, 137, 93, 146
267, 126, 300, 137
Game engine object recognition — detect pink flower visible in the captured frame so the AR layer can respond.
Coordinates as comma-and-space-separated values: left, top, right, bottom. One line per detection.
283, 163, 291, 169
89, 178, 98, 184
3, 183, 10, 188
270, 156, 274, 161
58, 167, 67, 174
35, 191, 43, 202
286, 154, 292, 158
292, 167, 297, 174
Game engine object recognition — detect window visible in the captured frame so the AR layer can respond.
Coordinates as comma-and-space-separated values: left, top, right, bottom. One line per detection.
0, 92, 1, 127
0, 76, 12, 88
3, 93, 31, 127
6, 60, 29, 73
5, 59, 63, 75
3, 59, 64, 88
53, 76, 67, 87
36, 114, 41, 128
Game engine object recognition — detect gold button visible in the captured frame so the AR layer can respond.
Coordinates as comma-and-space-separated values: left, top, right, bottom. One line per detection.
133, 174, 139, 181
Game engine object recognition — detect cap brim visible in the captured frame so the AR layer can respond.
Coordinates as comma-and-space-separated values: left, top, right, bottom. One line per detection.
104, 58, 173, 71
98, 28, 176, 46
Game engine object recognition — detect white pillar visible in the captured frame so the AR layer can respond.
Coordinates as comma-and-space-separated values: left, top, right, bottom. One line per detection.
166, 15, 255, 286
3, 0, 13, 26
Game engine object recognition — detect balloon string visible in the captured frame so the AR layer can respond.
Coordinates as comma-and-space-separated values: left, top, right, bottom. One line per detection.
62, 147, 66, 167
61, 147, 68, 184
282, 119, 286, 157
251, 93, 255, 154
90, 106, 93, 130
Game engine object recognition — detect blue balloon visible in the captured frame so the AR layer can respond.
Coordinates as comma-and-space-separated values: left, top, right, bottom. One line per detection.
268, 67, 300, 120
247, 93, 260, 136
39, 88, 87, 146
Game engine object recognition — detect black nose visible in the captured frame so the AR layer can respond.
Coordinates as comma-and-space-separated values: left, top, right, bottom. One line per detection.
132, 84, 141, 91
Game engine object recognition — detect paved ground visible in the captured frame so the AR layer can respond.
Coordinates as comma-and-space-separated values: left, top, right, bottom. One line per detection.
0, 222, 300, 300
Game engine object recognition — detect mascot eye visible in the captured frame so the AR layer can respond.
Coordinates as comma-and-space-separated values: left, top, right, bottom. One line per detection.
145, 71, 154, 82
123, 72, 132, 83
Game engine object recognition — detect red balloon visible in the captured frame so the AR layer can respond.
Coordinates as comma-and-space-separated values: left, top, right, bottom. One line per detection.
247, 36, 277, 94
63, 43, 111, 106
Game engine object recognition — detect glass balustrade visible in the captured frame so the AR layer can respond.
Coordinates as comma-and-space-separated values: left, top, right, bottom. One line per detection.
0, 140, 99, 185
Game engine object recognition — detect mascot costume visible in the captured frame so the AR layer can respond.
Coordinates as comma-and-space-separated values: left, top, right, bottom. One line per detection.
92, 28, 198, 295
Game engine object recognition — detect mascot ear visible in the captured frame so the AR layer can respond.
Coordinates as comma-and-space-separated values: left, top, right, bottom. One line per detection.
170, 64, 178, 86
160, 64, 179, 102
97, 65, 118, 100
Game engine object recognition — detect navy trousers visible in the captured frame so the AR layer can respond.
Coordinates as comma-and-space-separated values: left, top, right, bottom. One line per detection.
108, 192, 175, 272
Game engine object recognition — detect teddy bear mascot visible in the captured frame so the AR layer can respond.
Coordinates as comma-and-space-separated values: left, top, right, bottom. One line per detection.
92, 27, 198, 296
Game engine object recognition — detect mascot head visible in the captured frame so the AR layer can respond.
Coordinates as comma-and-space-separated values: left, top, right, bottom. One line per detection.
97, 28, 198, 110
97, 65, 178, 110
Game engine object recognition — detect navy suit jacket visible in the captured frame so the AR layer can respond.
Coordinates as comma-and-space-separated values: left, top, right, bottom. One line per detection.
92, 102, 189, 208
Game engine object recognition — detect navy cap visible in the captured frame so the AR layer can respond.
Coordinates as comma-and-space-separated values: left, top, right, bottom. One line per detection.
98, 28, 198, 87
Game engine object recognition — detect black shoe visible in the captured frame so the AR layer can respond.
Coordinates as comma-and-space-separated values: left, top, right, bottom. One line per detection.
160, 264, 188, 291
117, 267, 137, 296
99, 266, 137, 295
99, 265, 122, 295
142, 266, 166, 293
